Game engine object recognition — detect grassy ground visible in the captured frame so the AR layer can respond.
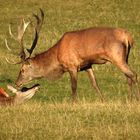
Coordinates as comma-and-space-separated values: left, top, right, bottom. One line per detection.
0, 0, 140, 139
0, 101, 140, 140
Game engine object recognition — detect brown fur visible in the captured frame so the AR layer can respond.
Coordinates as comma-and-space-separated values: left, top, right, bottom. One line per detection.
16, 27, 139, 102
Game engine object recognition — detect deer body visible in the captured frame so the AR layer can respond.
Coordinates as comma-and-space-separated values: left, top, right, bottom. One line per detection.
57, 27, 132, 70
6, 10, 139, 102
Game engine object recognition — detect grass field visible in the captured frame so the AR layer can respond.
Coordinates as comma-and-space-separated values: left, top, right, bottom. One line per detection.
0, 0, 140, 139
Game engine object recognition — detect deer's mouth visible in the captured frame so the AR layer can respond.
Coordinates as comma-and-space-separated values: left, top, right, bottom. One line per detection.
16, 80, 34, 88
16, 80, 40, 92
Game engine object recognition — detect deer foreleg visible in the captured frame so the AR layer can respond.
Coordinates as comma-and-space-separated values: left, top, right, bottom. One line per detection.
86, 68, 105, 102
69, 69, 78, 102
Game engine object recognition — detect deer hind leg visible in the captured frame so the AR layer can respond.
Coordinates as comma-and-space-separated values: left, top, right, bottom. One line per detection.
109, 43, 139, 101
126, 76, 133, 101
126, 75, 140, 101
69, 69, 78, 102
86, 68, 105, 102
114, 62, 139, 101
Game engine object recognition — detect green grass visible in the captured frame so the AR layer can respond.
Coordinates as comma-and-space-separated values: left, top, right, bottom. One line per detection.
0, 0, 140, 139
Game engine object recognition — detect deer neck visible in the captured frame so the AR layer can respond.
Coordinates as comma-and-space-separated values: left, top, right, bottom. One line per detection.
32, 46, 63, 81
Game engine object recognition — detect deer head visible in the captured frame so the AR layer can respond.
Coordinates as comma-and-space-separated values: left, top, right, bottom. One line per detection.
5, 9, 44, 87
0, 85, 39, 106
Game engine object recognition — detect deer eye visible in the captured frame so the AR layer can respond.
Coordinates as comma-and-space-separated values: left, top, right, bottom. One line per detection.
21, 69, 24, 73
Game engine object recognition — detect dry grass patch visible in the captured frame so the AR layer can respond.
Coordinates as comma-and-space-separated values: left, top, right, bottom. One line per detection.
0, 101, 140, 140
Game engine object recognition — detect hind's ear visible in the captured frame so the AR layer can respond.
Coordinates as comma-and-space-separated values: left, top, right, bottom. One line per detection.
7, 85, 17, 94
0, 87, 9, 97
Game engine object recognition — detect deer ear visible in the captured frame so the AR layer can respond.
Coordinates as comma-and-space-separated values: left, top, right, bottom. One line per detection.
0, 87, 9, 97
7, 85, 17, 94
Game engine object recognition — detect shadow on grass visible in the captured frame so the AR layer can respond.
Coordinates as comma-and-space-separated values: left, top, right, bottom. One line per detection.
0, 75, 13, 86
0, 78, 12, 83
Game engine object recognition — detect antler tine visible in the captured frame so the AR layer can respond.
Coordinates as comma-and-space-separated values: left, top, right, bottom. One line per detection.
9, 19, 30, 42
35, 8, 44, 33
17, 19, 31, 60
5, 38, 23, 65
17, 19, 30, 42
5, 39, 12, 51
27, 9, 44, 57
9, 24, 17, 41
7, 18, 31, 62
5, 57, 22, 65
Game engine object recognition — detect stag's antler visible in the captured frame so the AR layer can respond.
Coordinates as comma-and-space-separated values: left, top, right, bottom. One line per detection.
8, 19, 30, 60
27, 8, 44, 57
5, 9, 44, 64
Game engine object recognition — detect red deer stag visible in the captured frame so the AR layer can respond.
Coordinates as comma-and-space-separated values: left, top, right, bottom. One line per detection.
5, 9, 139, 102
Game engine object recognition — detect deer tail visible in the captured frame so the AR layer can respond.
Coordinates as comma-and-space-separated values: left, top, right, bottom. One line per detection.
125, 32, 134, 48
